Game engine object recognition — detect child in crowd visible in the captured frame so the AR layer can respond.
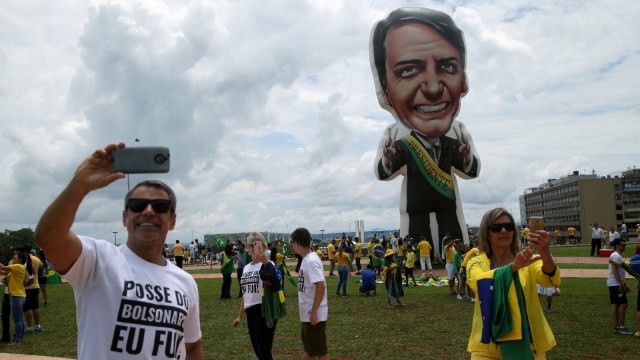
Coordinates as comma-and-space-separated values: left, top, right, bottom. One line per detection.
404, 246, 417, 287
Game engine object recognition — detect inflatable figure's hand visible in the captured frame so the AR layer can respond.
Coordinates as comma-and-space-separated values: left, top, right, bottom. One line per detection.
382, 125, 398, 169
453, 123, 472, 165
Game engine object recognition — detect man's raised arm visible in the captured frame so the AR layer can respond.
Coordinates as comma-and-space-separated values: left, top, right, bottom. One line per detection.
35, 143, 126, 273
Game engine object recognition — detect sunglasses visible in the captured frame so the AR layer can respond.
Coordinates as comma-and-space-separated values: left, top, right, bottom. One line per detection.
127, 198, 172, 214
489, 222, 515, 233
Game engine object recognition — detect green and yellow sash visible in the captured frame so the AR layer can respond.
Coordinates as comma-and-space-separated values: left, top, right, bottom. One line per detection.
400, 135, 455, 199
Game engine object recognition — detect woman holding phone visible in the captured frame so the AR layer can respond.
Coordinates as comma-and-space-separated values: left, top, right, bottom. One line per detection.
466, 208, 560, 359
0, 252, 33, 346
232, 232, 283, 360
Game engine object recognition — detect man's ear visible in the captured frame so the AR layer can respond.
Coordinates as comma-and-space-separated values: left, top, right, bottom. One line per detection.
169, 213, 177, 231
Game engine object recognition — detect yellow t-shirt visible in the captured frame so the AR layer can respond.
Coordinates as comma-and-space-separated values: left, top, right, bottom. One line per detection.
383, 263, 398, 282
445, 245, 456, 263
367, 241, 374, 256
327, 243, 335, 260
398, 244, 405, 257
417, 241, 432, 258
275, 252, 284, 266
405, 252, 415, 269
521, 227, 530, 238
315, 249, 323, 258
8, 263, 26, 298
336, 252, 350, 266
172, 243, 184, 256
567, 227, 576, 235
27, 255, 42, 289
354, 243, 362, 258
462, 247, 480, 267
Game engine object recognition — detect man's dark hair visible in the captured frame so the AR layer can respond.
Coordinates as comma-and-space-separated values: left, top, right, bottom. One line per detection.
124, 180, 177, 214
291, 228, 312, 248
372, 7, 466, 90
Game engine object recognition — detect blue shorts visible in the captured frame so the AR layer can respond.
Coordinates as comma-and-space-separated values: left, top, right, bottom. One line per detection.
23, 288, 40, 311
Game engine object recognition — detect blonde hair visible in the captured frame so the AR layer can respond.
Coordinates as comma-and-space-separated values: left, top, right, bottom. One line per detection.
478, 208, 518, 258
246, 232, 266, 246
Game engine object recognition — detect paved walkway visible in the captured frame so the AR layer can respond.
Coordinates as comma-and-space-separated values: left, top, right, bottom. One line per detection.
187, 256, 633, 279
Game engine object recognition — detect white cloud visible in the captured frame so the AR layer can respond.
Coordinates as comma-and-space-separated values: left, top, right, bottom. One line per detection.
1, 0, 638, 242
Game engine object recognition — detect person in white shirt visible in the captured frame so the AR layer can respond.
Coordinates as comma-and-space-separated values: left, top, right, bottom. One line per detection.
291, 228, 328, 360
34, 143, 204, 360
590, 223, 603, 256
609, 227, 620, 248
607, 238, 633, 335
232, 232, 282, 359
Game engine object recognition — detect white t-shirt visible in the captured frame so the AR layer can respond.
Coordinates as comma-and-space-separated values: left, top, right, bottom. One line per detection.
607, 251, 626, 287
64, 236, 201, 360
240, 261, 275, 309
389, 236, 398, 252
591, 227, 603, 239
297, 251, 328, 323
609, 231, 620, 243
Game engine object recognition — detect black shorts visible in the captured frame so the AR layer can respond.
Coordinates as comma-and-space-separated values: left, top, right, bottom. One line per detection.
38, 276, 47, 285
24, 288, 40, 311
608, 286, 628, 305
301, 321, 327, 357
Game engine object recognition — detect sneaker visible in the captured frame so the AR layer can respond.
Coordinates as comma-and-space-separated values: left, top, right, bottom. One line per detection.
617, 326, 634, 335
545, 308, 552, 313
24, 327, 34, 334
471, 297, 476, 302
456, 294, 463, 300
634, 332, 640, 337
35, 325, 44, 333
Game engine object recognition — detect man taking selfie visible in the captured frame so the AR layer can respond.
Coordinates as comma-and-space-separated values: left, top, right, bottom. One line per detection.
35, 143, 204, 360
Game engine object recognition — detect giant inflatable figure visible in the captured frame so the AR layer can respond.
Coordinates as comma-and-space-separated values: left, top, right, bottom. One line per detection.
370, 7, 480, 260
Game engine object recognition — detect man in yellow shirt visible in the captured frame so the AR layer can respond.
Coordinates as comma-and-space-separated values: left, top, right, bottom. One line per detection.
444, 239, 458, 295
172, 240, 185, 268
416, 236, 433, 278
567, 226, 577, 244
520, 226, 529, 247
23, 246, 44, 333
354, 238, 363, 275
367, 238, 375, 264
327, 239, 336, 276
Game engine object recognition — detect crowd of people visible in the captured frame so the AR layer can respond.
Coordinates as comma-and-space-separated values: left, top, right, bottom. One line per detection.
0, 245, 49, 347
6, 143, 633, 359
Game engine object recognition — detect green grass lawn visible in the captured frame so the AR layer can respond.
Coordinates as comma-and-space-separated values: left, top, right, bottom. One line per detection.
3, 277, 639, 359
548, 242, 639, 257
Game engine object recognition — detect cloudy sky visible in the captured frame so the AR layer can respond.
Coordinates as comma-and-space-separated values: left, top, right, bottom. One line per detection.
1, 0, 638, 244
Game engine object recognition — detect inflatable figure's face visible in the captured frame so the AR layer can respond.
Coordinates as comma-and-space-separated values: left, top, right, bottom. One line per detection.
383, 22, 468, 140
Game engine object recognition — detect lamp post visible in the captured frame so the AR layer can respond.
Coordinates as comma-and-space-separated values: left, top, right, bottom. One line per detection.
112, 231, 118, 245
320, 229, 325, 243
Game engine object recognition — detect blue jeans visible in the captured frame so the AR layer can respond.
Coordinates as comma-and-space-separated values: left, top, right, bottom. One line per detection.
337, 266, 349, 295
10, 296, 25, 343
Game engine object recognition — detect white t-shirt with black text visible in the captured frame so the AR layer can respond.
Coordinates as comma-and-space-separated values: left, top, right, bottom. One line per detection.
240, 261, 275, 309
64, 236, 201, 360
297, 251, 328, 323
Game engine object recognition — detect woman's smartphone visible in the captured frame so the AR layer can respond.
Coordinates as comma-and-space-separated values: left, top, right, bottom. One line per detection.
253, 241, 264, 255
529, 216, 545, 232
